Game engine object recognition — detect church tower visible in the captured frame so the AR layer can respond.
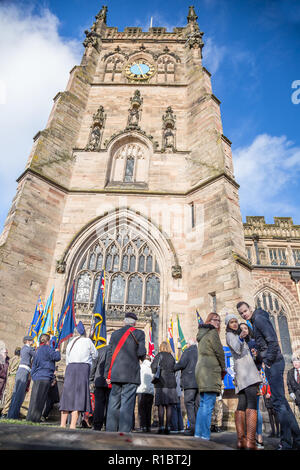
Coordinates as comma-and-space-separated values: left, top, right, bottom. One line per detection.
0, 6, 253, 352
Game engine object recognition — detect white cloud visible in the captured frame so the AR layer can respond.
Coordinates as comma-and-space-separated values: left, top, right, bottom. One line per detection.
233, 134, 300, 222
202, 37, 227, 75
0, 3, 82, 230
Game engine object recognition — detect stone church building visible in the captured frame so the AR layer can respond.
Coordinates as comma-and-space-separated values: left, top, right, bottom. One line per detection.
1, 6, 300, 365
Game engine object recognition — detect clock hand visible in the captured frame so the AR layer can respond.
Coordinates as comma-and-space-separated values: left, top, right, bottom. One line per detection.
137, 64, 143, 75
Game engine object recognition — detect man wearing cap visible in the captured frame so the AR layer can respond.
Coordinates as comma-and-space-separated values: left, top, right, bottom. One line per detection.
104, 312, 146, 433
7, 335, 35, 419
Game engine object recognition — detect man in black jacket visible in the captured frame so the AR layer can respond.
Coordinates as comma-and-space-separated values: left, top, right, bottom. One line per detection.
174, 339, 199, 435
287, 355, 300, 413
237, 301, 300, 450
90, 341, 110, 431
104, 312, 146, 432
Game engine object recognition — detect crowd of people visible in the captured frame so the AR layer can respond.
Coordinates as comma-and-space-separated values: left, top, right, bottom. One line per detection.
1, 302, 300, 451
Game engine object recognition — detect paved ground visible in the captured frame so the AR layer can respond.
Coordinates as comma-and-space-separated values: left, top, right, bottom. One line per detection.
0, 421, 281, 452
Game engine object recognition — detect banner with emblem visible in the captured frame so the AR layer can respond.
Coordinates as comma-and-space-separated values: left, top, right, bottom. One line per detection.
92, 270, 106, 349
52, 281, 76, 349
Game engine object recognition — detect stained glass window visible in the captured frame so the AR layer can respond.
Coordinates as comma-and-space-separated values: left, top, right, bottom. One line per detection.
88, 253, 96, 270
145, 275, 160, 305
76, 272, 91, 302
124, 156, 134, 182
128, 275, 143, 304
96, 254, 103, 270
110, 274, 125, 304
74, 230, 160, 310
138, 255, 145, 272
146, 255, 153, 273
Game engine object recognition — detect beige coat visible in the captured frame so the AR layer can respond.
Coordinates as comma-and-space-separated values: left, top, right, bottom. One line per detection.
226, 331, 262, 393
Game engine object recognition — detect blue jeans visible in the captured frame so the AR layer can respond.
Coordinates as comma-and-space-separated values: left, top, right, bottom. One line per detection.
265, 359, 300, 449
106, 383, 137, 433
256, 396, 263, 435
194, 392, 217, 439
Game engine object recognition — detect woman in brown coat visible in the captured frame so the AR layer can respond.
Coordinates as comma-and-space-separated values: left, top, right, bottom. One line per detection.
194, 313, 226, 440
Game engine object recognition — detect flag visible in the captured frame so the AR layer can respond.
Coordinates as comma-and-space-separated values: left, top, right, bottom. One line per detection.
148, 326, 155, 359
28, 296, 44, 346
39, 287, 55, 336
196, 310, 204, 325
167, 317, 175, 355
92, 270, 106, 350
52, 282, 76, 349
177, 315, 187, 352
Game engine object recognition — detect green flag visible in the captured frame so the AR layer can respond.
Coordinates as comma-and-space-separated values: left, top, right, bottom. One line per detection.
177, 315, 187, 352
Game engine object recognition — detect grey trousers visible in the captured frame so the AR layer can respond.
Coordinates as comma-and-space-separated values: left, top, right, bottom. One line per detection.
106, 382, 137, 433
184, 388, 200, 431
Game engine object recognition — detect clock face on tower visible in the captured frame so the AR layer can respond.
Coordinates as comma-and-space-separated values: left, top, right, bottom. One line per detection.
125, 60, 155, 81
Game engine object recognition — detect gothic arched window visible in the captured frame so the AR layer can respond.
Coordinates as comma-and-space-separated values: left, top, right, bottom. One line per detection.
127, 274, 143, 305
110, 274, 126, 304
74, 229, 161, 314
109, 141, 148, 184
76, 272, 92, 303
255, 290, 293, 364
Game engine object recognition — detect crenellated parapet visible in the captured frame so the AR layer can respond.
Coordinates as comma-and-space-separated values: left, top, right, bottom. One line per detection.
244, 216, 300, 240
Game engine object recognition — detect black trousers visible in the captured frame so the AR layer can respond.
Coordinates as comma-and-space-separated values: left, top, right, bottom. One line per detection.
93, 387, 110, 430
138, 393, 154, 429
27, 380, 51, 422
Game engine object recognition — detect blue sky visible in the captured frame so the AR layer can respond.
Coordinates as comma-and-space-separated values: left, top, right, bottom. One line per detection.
0, 0, 300, 232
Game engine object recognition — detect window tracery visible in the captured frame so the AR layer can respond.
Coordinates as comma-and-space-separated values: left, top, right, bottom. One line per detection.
74, 229, 161, 313
255, 289, 293, 363
110, 141, 147, 183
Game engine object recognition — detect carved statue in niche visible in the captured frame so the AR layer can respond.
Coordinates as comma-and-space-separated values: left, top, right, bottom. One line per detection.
164, 128, 175, 148
86, 105, 106, 151
93, 105, 105, 127
162, 106, 176, 151
127, 90, 143, 130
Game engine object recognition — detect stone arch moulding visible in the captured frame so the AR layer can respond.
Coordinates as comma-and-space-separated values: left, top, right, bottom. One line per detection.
104, 128, 158, 153
253, 277, 300, 321
59, 208, 179, 308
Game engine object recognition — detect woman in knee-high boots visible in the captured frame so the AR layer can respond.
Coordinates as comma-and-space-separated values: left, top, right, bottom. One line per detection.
225, 314, 262, 450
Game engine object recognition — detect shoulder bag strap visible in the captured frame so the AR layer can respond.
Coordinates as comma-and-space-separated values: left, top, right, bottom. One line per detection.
107, 327, 136, 388
68, 336, 82, 354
